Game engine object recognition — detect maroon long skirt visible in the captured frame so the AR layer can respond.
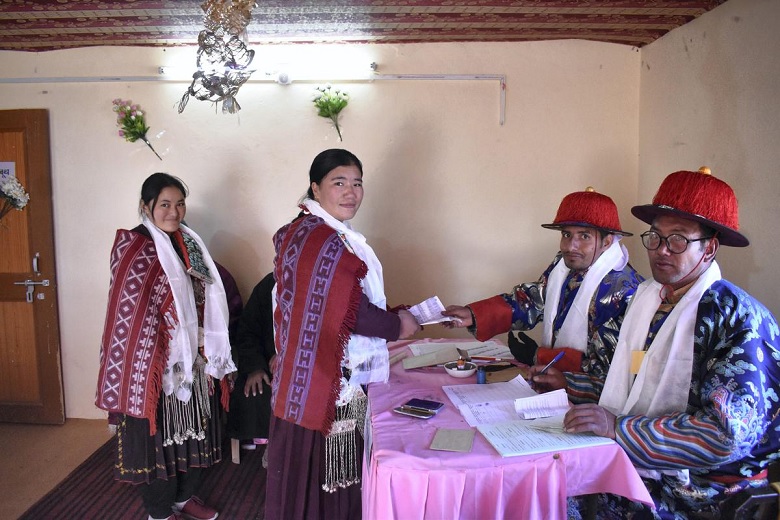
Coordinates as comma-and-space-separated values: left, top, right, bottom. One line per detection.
265, 414, 363, 520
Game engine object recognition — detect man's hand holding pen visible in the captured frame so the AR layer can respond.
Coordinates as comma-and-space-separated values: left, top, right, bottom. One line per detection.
528, 350, 567, 393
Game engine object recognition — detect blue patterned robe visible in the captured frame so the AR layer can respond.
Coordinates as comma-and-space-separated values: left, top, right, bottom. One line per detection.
566, 280, 780, 519
469, 253, 643, 378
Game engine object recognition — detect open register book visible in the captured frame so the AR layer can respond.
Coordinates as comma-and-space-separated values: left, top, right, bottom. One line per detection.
401, 340, 512, 370
442, 376, 614, 457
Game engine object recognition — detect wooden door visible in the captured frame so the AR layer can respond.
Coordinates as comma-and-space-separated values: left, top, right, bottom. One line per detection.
0, 109, 64, 424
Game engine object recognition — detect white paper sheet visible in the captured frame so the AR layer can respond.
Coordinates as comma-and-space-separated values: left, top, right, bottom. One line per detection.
402, 346, 460, 369
514, 388, 570, 419
458, 400, 519, 427
408, 296, 454, 325
524, 414, 567, 433
409, 341, 512, 360
476, 421, 614, 457
442, 375, 536, 408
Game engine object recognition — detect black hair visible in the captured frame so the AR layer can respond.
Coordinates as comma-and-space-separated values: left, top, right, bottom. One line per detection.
700, 223, 717, 238
306, 149, 363, 199
561, 227, 610, 241
139, 172, 188, 216
698, 223, 718, 251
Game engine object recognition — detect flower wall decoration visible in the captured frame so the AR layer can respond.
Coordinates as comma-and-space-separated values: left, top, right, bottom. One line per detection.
112, 99, 163, 160
0, 173, 30, 222
312, 85, 349, 141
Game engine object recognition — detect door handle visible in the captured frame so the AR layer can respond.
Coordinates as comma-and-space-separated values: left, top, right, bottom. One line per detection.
13, 279, 50, 303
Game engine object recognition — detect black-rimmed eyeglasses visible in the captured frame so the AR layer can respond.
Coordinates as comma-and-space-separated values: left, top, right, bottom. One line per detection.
640, 231, 714, 254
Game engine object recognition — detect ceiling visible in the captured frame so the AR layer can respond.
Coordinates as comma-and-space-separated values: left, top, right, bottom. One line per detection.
0, 0, 727, 53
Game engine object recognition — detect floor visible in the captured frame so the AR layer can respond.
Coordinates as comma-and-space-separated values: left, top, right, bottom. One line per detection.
0, 418, 112, 519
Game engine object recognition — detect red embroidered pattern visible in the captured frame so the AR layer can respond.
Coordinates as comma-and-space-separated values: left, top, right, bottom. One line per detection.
96, 229, 173, 434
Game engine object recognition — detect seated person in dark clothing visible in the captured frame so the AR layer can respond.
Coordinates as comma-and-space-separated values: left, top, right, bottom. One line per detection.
215, 262, 243, 342
228, 272, 276, 447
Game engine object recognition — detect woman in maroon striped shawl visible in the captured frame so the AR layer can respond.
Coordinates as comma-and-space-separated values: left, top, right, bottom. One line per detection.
265, 149, 421, 519
96, 173, 236, 520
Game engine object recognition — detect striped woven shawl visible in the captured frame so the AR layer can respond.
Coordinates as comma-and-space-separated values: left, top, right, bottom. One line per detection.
95, 229, 173, 434
271, 215, 367, 435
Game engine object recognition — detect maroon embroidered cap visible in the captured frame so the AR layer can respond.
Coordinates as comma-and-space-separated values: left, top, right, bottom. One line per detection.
631, 166, 748, 247
541, 187, 631, 236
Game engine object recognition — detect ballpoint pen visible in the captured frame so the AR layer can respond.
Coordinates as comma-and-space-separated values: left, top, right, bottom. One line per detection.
538, 350, 565, 375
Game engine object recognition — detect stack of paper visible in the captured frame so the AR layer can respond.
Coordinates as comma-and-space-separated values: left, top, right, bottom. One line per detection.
402, 346, 460, 370
443, 375, 538, 426
514, 388, 570, 419
442, 376, 614, 457
402, 340, 512, 370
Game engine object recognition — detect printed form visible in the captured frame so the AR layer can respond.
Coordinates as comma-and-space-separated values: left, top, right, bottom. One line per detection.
408, 296, 454, 325
443, 376, 608, 457
476, 421, 614, 457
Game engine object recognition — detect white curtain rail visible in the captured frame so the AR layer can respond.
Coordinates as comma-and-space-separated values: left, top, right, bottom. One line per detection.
0, 72, 507, 124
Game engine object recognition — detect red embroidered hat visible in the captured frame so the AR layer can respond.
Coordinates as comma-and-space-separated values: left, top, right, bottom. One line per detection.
541, 187, 631, 236
631, 166, 748, 247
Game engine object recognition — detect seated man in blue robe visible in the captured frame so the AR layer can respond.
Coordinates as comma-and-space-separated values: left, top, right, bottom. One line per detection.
538, 167, 780, 518
443, 187, 643, 378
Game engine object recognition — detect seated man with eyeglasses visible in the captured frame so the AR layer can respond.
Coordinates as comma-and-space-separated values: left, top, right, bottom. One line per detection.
532, 167, 780, 518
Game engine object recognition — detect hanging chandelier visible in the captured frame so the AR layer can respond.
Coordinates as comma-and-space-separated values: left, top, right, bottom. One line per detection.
178, 0, 257, 114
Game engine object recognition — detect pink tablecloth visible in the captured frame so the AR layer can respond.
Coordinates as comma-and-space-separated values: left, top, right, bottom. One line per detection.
362, 339, 652, 520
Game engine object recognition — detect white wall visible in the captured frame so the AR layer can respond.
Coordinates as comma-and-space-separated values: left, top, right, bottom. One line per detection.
3, 0, 777, 421
638, 0, 780, 313
3, 0, 778, 421
0, 40, 640, 418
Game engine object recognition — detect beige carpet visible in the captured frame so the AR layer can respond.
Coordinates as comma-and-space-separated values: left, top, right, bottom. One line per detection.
0, 418, 112, 519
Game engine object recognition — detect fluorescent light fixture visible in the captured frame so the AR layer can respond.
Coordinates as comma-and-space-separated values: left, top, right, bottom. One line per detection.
159, 61, 377, 84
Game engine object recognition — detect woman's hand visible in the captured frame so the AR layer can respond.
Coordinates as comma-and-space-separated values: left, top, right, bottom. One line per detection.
527, 365, 567, 393
441, 305, 473, 329
397, 309, 422, 339
244, 369, 271, 397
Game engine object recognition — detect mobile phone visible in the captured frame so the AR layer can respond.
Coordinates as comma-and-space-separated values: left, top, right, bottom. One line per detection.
404, 398, 444, 412
392, 406, 436, 419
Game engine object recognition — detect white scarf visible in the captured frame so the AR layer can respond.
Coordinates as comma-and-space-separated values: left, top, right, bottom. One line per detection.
302, 199, 390, 387
542, 239, 629, 351
143, 217, 236, 402
599, 261, 721, 481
